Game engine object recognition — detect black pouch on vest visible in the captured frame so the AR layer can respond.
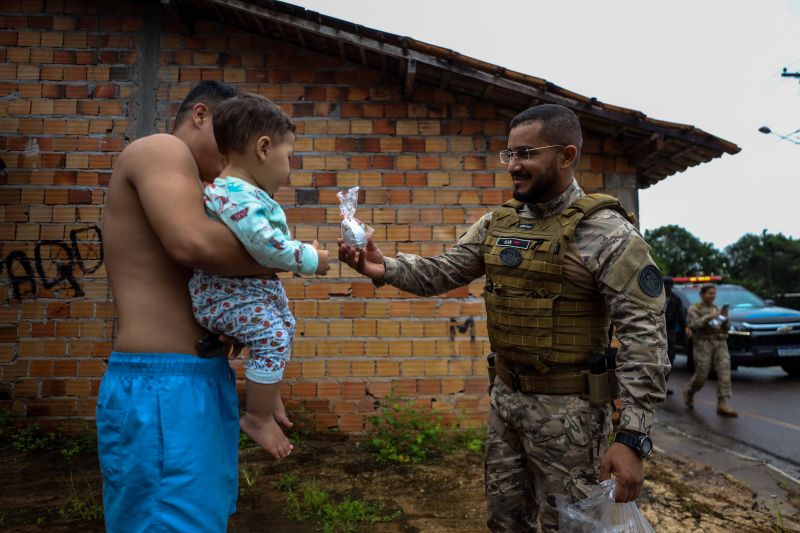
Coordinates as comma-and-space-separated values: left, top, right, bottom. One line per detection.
587, 352, 610, 406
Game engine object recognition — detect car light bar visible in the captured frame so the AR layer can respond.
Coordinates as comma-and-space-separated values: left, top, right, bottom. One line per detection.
671, 275, 723, 283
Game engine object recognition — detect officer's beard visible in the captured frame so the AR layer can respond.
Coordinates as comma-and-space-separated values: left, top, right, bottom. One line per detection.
511, 164, 560, 205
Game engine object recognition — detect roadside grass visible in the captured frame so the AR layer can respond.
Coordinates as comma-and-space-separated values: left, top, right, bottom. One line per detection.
57, 470, 103, 522
239, 460, 264, 496
278, 474, 399, 533
771, 494, 784, 533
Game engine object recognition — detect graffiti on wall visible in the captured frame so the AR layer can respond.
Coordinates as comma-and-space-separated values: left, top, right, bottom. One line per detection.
1, 225, 104, 300
449, 317, 476, 342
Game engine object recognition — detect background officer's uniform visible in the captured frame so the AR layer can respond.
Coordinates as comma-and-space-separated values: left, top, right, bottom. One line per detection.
379, 179, 669, 531
685, 301, 735, 415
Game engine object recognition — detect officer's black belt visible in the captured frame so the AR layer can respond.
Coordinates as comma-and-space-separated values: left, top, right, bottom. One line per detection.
495, 354, 588, 395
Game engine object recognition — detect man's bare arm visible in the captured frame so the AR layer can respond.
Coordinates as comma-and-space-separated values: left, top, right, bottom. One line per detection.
122, 135, 278, 276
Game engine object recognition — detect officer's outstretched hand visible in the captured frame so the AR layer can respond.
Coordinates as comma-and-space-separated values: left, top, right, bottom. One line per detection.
337, 237, 385, 281
599, 442, 644, 502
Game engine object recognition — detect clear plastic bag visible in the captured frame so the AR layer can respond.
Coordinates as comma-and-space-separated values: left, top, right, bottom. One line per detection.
337, 186, 373, 248
557, 479, 655, 533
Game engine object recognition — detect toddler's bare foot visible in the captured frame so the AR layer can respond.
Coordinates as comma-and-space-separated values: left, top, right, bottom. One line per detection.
240, 413, 293, 459
274, 393, 293, 429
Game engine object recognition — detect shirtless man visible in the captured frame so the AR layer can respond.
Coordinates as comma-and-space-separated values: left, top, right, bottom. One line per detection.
97, 80, 315, 532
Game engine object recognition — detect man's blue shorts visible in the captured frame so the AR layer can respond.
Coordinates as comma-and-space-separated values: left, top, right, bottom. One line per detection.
96, 352, 239, 533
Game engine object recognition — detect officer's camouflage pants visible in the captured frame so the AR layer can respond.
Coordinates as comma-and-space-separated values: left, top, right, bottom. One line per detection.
484, 377, 612, 532
687, 337, 732, 399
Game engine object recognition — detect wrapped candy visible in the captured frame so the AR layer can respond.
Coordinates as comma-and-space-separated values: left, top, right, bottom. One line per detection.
337, 186, 373, 248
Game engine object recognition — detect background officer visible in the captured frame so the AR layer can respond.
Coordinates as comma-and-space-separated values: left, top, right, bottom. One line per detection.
664, 277, 687, 394
339, 104, 669, 532
684, 284, 738, 417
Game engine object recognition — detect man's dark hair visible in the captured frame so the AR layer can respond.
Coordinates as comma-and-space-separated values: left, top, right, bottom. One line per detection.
699, 284, 716, 295
174, 80, 239, 128
509, 104, 583, 158
213, 92, 296, 155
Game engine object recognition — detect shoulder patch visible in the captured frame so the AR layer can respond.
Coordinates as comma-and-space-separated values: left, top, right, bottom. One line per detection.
638, 265, 663, 297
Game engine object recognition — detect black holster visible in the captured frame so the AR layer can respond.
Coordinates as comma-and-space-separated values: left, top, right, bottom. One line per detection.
487, 352, 497, 392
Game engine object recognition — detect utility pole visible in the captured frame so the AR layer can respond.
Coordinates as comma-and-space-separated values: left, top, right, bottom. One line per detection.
759, 67, 800, 144
782, 67, 800, 82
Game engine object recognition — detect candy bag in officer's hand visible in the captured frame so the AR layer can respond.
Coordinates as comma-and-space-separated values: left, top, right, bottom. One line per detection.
337, 186, 373, 248
557, 479, 655, 533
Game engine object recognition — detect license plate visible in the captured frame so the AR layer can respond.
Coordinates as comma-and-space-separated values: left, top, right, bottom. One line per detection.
778, 347, 800, 356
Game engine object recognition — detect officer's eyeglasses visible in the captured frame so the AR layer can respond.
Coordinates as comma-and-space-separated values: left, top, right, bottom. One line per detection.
498, 145, 564, 164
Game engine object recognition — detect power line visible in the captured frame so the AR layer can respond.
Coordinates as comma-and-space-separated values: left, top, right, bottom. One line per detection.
758, 126, 800, 145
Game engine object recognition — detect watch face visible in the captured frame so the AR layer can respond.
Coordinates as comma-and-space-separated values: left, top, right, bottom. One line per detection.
640, 436, 653, 457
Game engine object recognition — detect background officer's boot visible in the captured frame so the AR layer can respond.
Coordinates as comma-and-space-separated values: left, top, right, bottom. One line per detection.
716, 398, 738, 417
683, 387, 694, 409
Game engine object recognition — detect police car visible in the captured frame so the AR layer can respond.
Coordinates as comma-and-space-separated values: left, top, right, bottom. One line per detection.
670, 276, 800, 377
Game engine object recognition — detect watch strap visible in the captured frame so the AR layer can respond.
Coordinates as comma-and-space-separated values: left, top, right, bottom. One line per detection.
614, 431, 651, 458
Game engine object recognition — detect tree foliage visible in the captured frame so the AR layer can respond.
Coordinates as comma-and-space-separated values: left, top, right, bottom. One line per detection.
643, 225, 726, 277
724, 230, 800, 297
644, 225, 800, 298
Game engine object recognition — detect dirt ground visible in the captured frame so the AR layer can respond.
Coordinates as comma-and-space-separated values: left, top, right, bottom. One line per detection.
1, 432, 796, 533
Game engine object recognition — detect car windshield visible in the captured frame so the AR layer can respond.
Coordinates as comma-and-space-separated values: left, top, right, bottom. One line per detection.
679, 286, 766, 309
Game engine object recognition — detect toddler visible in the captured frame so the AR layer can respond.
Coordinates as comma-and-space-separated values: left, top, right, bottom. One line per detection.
189, 93, 330, 458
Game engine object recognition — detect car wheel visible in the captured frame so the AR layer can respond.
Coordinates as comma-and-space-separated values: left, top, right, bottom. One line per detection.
781, 362, 800, 377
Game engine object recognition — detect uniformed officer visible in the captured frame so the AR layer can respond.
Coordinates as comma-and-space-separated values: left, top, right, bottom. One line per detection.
664, 277, 687, 395
684, 284, 738, 417
338, 104, 669, 532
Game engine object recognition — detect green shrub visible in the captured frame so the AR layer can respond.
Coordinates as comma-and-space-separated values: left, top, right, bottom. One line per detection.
2, 413, 98, 461
10, 423, 57, 453
281, 479, 397, 533
446, 425, 485, 454
59, 431, 97, 461
368, 398, 444, 464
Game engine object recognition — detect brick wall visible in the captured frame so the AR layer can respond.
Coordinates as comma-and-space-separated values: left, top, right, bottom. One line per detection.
0, 0, 641, 433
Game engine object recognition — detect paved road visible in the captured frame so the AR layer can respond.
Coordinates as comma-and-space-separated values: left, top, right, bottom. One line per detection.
657, 354, 800, 475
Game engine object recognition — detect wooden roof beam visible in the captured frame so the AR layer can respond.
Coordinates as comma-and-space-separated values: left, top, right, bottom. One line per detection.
295, 27, 306, 48
439, 70, 451, 90
403, 58, 416, 99
249, 13, 266, 35
625, 133, 664, 166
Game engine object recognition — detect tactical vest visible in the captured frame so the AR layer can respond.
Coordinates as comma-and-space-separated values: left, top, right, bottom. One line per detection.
483, 193, 635, 373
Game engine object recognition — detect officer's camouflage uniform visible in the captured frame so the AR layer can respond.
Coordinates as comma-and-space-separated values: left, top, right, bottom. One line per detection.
686, 302, 732, 400
381, 179, 669, 532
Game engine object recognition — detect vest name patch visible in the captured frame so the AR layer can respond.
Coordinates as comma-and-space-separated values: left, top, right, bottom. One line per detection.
496, 238, 531, 249
517, 224, 533, 229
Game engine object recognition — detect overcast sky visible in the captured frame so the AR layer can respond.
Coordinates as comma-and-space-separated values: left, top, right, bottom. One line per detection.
289, 0, 800, 249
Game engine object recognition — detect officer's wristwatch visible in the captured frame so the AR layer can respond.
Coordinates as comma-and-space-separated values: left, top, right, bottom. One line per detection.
614, 431, 653, 458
